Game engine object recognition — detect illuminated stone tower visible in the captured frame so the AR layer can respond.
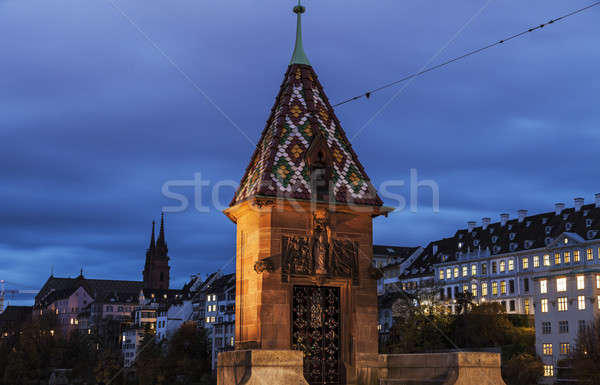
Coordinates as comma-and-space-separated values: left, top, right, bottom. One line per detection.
222, 4, 390, 384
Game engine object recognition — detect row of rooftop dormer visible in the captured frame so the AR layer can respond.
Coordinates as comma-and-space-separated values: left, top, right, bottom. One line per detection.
465, 194, 600, 233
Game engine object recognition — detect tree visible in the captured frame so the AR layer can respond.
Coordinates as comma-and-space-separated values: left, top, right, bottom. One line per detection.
502, 353, 543, 385
570, 317, 600, 384
135, 331, 164, 385
163, 323, 213, 384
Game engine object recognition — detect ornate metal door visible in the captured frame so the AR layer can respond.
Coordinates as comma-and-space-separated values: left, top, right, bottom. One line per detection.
292, 286, 341, 385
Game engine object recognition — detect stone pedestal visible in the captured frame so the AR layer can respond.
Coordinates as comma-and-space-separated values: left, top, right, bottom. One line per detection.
217, 350, 309, 385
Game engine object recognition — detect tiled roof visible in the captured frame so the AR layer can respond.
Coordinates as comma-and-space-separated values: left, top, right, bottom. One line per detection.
204, 273, 235, 294
35, 275, 143, 306
400, 202, 600, 278
0, 306, 32, 324
231, 64, 382, 207
373, 245, 419, 259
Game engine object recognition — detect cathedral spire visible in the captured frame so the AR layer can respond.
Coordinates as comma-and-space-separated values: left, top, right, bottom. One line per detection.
156, 212, 168, 256
290, 1, 310, 66
148, 220, 156, 250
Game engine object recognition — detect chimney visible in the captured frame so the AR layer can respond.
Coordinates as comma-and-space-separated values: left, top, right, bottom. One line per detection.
574, 198, 584, 212
518, 209, 528, 223
482, 217, 491, 230
555, 203, 565, 216
596, 193, 600, 208
500, 213, 509, 227
468, 221, 476, 233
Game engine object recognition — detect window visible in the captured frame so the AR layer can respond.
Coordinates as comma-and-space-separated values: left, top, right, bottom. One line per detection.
524, 299, 530, 314
524, 278, 530, 292
453, 267, 459, 278
542, 322, 551, 334
447, 287, 452, 299
492, 282, 498, 296
471, 264, 477, 276
206, 317, 210, 323
509, 300, 515, 311
555, 253, 561, 265
501, 281, 507, 295
508, 259, 514, 271
500, 261, 506, 273
463, 284, 469, 293
558, 297, 568, 312
541, 299, 548, 313
597, 275, 600, 289
492, 262, 497, 274
482, 282, 488, 297
462, 266, 468, 277
574, 250, 580, 262
471, 283, 478, 297
509, 280, 515, 294
446, 269, 451, 279
543, 343, 553, 355
579, 320, 586, 332
560, 343, 570, 355
559, 321, 569, 334
533, 256, 540, 268
557, 277, 567, 292
544, 365, 554, 377
577, 275, 585, 290
564, 251, 571, 264
540, 279, 548, 294
481, 264, 487, 275
522, 257, 529, 269
598, 296, 600, 310
439, 270, 444, 280
578, 295, 586, 310
587, 248, 593, 261
543, 254, 551, 266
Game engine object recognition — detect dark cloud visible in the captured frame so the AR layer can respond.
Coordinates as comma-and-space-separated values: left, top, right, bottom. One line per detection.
1, 0, 598, 302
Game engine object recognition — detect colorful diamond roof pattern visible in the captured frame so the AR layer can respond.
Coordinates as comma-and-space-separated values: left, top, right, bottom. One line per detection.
231, 64, 382, 207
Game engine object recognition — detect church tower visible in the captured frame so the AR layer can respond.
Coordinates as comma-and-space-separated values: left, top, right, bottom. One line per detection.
223, 4, 391, 384
143, 213, 171, 290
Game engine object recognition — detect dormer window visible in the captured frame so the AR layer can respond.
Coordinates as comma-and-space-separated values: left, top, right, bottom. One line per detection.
565, 222, 573, 231
472, 231, 478, 238
586, 219, 593, 228
508, 224, 513, 230
509, 233, 516, 240
492, 235, 499, 244
542, 218, 548, 225
458, 242, 463, 249
525, 240, 534, 249
510, 243, 518, 252
563, 213, 569, 220
493, 245, 501, 254
490, 228, 495, 234
526, 221, 532, 227
587, 230, 598, 240
584, 210, 590, 217
545, 226, 552, 235
473, 239, 480, 247
545, 237, 552, 246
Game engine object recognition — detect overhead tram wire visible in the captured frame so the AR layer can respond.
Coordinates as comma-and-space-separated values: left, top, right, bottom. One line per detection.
333, 1, 600, 107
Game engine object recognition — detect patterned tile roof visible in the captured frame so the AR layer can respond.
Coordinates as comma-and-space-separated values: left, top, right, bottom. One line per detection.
231, 63, 382, 207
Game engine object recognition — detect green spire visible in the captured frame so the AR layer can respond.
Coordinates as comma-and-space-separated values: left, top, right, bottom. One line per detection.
290, 1, 310, 66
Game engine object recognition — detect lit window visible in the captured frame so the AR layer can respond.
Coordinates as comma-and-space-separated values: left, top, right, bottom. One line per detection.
453, 267, 459, 278
482, 282, 488, 297
439, 270, 444, 280
557, 277, 567, 292
598, 296, 600, 310
472, 284, 478, 297
206, 317, 210, 323
543, 343, 553, 355
533, 256, 540, 268
597, 275, 600, 289
577, 275, 585, 290
446, 269, 451, 279
587, 248, 593, 261
524, 299, 530, 314
522, 257, 529, 269
578, 295, 586, 310
508, 259, 514, 271
471, 264, 477, 276
541, 299, 548, 313
540, 279, 548, 294
501, 281, 507, 295
543, 254, 551, 266
560, 343, 570, 355
492, 282, 498, 296
500, 261, 506, 273
462, 266, 468, 277
463, 284, 469, 293
555, 253, 561, 265
544, 365, 554, 377
574, 250, 581, 262
558, 297, 568, 312
564, 252, 571, 264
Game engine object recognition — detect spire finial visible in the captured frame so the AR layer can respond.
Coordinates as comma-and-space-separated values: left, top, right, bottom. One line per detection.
290, 1, 310, 65
156, 212, 167, 251
149, 220, 156, 250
